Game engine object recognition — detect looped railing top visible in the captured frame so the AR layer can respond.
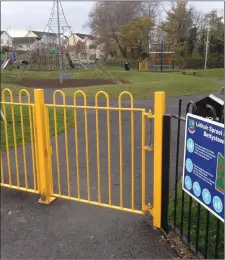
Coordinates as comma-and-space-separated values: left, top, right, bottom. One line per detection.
118, 91, 134, 108
95, 91, 110, 107
2, 88, 14, 102
53, 90, 66, 105
186, 101, 197, 115
19, 89, 31, 104
73, 90, 87, 106
2, 88, 32, 104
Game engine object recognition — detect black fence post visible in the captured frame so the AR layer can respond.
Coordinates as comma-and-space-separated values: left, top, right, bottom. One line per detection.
161, 115, 171, 232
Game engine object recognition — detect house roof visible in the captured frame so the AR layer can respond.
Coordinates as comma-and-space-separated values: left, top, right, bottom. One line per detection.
1, 31, 11, 38
75, 33, 96, 40
29, 30, 57, 38
12, 37, 37, 44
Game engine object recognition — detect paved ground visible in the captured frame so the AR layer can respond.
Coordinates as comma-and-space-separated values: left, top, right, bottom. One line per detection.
1, 91, 210, 259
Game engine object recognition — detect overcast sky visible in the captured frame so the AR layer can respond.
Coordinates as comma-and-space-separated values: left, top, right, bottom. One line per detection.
1, 1, 224, 37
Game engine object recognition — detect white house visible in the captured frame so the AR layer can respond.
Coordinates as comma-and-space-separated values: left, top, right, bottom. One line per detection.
0, 31, 13, 48
12, 37, 37, 51
68, 33, 105, 63
25, 30, 58, 45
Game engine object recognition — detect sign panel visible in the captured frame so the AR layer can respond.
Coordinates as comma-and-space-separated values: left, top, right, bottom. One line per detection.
183, 113, 224, 222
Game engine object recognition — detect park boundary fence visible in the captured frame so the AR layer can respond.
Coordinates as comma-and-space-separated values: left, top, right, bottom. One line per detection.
1, 88, 166, 229
161, 99, 224, 259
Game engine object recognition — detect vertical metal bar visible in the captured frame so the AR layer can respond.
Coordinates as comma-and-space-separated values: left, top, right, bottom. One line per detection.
195, 203, 201, 253
119, 107, 123, 208
161, 115, 171, 232
73, 99, 80, 199
56, 0, 63, 83
2, 102, 12, 185
214, 219, 221, 259
53, 103, 61, 195
95, 102, 101, 203
44, 106, 54, 195
107, 106, 112, 205
63, 103, 70, 197
187, 196, 193, 243
173, 99, 182, 227
84, 104, 90, 201
131, 109, 135, 210
204, 211, 210, 259
29, 106, 37, 191
19, 96, 28, 189
11, 102, 20, 187
141, 111, 146, 211
0, 152, 4, 184
153, 91, 165, 228
32, 106, 39, 191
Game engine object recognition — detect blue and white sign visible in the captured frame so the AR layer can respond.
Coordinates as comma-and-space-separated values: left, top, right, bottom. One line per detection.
183, 113, 224, 222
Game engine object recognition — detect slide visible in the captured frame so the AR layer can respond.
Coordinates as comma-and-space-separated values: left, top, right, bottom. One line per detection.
65, 51, 75, 69
1, 59, 10, 70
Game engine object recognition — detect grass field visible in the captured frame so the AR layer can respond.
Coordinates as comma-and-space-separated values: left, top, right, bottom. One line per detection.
1, 67, 223, 149
0, 104, 74, 152
1, 67, 223, 98
169, 183, 224, 259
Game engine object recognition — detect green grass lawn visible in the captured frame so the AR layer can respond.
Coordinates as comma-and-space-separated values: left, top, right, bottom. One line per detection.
0, 103, 74, 152
1, 67, 223, 150
1, 67, 223, 98
169, 183, 224, 259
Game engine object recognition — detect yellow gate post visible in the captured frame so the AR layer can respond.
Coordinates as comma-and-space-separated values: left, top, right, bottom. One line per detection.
153, 91, 165, 228
34, 89, 55, 204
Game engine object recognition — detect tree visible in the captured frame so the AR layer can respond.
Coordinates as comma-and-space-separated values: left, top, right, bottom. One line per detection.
87, 1, 159, 58
205, 10, 224, 67
160, 0, 196, 67
118, 17, 154, 59
160, 0, 194, 47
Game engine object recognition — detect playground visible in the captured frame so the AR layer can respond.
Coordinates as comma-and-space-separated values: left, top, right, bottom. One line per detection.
1, 67, 223, 98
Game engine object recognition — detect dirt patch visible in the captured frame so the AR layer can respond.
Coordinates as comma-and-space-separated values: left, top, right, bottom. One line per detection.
16, 78, 129, 89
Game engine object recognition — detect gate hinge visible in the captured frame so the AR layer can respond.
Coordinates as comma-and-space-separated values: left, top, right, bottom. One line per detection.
143, 203, 153, 215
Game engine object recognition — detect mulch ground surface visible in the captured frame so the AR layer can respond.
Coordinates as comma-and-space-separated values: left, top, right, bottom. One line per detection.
16, 79, 128, 89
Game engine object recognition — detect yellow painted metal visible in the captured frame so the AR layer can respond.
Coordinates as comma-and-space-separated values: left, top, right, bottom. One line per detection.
0, 152, 4, 185
44, 106, 54, 195
19, 91, 28, 189
153, 91, 165, 228
34, 89, 55, 204
1, 87, 166, 225
48, 90, 152, 214
0, 183, 39, 194
1, 89, 38, 193
141, 111, 146, 211
2, 89, 12, 186
138, 61, 148, 71
53, 193, 144, 215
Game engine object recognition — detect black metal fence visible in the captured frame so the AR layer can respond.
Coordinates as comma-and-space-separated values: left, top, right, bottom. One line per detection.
161, 99, 224, 259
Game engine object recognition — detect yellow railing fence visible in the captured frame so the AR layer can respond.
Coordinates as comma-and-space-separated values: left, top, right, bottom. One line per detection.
0, 88, 165, 228
1, 89, 38, 194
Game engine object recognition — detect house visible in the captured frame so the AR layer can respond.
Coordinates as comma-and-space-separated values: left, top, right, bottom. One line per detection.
25, 30, 58, 44
0, 31, 13, 48
25, 30, 57, 38
68, 33, 105, 63
12, 37, 37, 51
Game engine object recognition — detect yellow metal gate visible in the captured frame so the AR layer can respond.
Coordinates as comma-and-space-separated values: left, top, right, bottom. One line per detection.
1, 88, 165, 228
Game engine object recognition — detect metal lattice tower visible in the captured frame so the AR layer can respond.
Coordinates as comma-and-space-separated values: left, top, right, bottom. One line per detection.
43, 0, 74, 83
43, 0, 73, 37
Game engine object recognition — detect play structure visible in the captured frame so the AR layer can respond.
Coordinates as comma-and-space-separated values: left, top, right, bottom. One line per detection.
1, 52, 17, 69
1, 0, 121, 85
139, 41, 175, 72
